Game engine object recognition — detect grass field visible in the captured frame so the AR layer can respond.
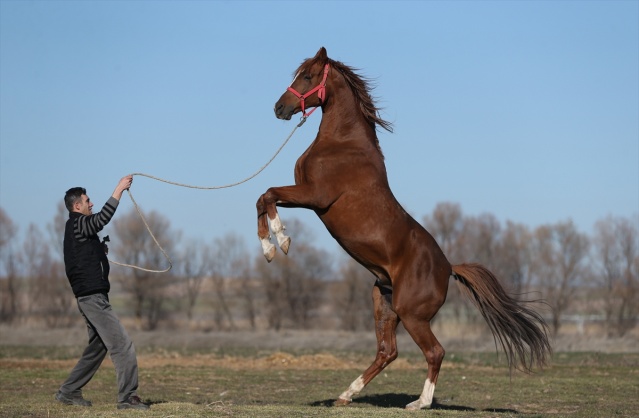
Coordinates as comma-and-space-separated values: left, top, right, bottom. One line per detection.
1, 344, 637, 418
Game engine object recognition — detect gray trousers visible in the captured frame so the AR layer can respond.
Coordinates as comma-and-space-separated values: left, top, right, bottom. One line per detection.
59, 293, 139, 403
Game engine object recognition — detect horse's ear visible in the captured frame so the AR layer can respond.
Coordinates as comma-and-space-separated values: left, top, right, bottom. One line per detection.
315, 47, 328, 62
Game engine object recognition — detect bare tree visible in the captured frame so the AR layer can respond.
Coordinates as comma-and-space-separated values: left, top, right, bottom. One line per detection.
422, 202, 463, 261
459, 213, 503, 326
221, 240, 260, 331
208, 233, 251, 331
593, 215, 639, 337
256, 254, 285, 330
112, 208, 178, 330
0, 251, 20, 324
258, 218, 333, 330
531, 221, 590, 336
22, 224, 51, 316
22, 223, 74, 326
424, 205, 530, 289
40, 258, 75, 327
46, 201, 67, 260
240, 263, 259, 330
456, 213, 501, 266
493, 221, 533, 295
0, 207, 16, 259
289, 241, 333, 329
332, 257, 375, 331
176, 238, 210, 323
0, 208, 20, 323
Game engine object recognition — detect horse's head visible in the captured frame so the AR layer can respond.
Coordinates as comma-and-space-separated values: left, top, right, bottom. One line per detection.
275, 47, 330, 120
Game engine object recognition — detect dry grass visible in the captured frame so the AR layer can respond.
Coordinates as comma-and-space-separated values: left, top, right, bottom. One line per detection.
1, 325, 638, 417
1, 342, 639, 417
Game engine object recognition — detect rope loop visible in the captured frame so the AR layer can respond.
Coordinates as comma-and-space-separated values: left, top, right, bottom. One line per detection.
111, 121, 304, 273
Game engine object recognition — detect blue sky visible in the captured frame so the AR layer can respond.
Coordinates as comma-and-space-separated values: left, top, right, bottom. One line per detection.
1, 0, 637, 258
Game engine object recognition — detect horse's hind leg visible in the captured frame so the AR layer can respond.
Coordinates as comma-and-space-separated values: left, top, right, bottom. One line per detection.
403, 321, 444, 410
334, 281, 399, 406
394, 281, 448, 410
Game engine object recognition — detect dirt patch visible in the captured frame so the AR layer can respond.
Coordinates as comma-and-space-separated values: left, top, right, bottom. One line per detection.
0, 358, 76, 370
138, 352, 364, 370
0, 352, 460, 371
1, 326, 637, 354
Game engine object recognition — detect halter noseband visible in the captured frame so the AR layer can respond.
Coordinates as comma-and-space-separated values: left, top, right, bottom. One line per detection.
287, 63, 330, 118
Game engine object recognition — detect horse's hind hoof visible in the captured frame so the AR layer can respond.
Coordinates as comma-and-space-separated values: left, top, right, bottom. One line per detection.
405, 399, 430, 410
333, 398, 351, 407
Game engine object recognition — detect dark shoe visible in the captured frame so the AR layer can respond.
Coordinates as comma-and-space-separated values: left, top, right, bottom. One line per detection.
117, 395, 150, 410
55, 391, 92, 407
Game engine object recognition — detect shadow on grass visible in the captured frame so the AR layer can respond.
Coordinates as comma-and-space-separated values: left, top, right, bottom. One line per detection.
311, 395, 519, 414
146, 399, 170, 406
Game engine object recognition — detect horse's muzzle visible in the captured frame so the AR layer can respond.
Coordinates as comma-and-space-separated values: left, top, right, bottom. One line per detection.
274, 102, 294, 120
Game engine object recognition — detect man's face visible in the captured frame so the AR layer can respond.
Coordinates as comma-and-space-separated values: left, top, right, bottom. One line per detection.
75, 194, 93, 216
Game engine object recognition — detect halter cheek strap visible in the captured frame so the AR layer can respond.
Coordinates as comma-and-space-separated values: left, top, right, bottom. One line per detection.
287, 63, 330, 118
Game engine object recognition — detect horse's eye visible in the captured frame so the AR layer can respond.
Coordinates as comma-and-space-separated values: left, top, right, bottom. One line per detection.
303, 74, 312, 81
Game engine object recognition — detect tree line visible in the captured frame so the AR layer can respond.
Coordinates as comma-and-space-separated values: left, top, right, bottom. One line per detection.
0, 202, 637, 338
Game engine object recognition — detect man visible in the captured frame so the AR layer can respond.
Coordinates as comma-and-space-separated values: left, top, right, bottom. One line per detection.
55, 175, 149, 410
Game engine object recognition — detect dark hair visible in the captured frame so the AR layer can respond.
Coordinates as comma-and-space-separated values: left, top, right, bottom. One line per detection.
64, 187, 86, 212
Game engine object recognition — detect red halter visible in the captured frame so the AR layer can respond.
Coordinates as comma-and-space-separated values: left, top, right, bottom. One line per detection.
287, 63, 330, 118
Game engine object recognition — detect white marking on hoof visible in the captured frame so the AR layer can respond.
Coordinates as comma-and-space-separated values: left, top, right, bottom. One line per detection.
269, 214, 291, 254
260, 237, 276, 262
278, 235, 291, 254
405, 378, 435, 410
337, 375, 364, 403
333, 398, 351, 407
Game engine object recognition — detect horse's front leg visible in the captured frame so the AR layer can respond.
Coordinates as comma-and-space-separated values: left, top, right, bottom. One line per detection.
255, 192, 290, 261
256, 184, 329, 262
256, 194, 277, 262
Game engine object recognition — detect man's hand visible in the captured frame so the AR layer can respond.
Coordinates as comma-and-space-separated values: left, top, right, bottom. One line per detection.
118, 175, 133, 191
112, 175, 133, 201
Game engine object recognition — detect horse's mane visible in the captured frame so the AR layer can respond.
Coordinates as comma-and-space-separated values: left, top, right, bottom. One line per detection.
297, 57, 394, 134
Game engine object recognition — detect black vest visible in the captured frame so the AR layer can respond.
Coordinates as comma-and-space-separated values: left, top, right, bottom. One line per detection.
64, 212, 110, 297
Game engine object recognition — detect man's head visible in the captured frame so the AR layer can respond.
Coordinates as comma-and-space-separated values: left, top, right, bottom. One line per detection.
64, 187, 93, 215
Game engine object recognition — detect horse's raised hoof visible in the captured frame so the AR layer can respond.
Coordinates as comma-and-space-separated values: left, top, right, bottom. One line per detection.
262, 242, 276, 263
278, 235, 291, 254
333, 398, 351, 407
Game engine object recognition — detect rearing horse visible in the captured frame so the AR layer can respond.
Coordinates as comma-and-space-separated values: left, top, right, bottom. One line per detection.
256, 47, 551, 410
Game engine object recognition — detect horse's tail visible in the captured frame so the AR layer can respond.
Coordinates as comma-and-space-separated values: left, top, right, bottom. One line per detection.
452, 263, 552, 373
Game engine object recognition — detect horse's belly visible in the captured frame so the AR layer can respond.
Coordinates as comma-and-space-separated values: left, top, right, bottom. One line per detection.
317, 208, 396, 265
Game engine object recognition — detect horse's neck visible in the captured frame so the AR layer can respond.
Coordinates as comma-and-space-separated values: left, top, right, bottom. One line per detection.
315, 119, 381, 171
318, 102, 377, 145
313, 73, 383, 154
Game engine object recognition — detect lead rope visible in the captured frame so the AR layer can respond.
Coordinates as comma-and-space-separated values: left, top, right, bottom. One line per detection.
111, 116, 308, 273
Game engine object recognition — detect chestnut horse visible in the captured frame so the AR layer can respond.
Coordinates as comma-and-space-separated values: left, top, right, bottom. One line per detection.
256, 47, 551, 410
